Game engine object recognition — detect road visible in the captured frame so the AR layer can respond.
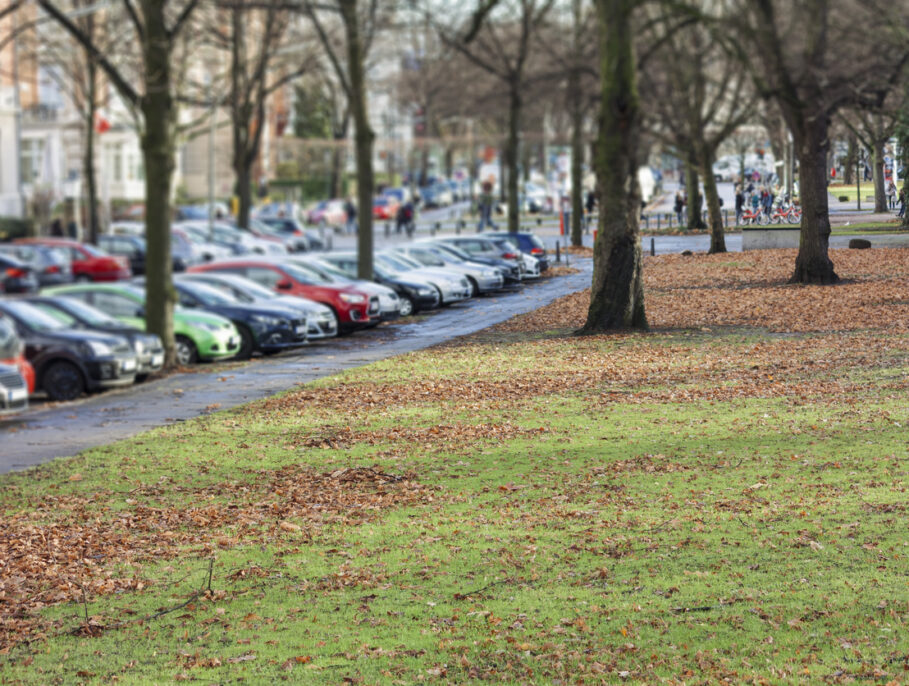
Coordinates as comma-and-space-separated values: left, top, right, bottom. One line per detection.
0, 261, 593, 474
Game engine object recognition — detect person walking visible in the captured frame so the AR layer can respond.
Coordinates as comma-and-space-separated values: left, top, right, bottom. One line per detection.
344, 198, 357, 235
476, 181, 497, 232
734, 185, 745, 225
674, 191, 685, 226
886, 180, 897, 210
898, 186, 906, 218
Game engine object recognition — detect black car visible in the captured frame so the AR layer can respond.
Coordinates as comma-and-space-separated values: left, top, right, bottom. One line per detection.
485, 232, 550, 271
0, 300, 138, 401
0, 253, 39, 294
145, 277, 308, 359
0, 243, 72, 287
319, 253, 440, 316
98, 234, 147, 276
26, 295, 165, 380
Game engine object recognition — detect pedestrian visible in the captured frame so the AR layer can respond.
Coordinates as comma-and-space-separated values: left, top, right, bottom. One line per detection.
674, 191, 684, 226
396, 200, 415, 236
344, 198, 357, 235
734, 185, 744, 225
476, 181, 497, 232
762, 187, 773, 217
886, 180, 897, 210
898, 186, 906, 218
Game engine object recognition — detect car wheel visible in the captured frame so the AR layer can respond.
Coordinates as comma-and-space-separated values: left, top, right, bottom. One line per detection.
43, 360, 85, 402
235, 325, 255, 360
175, 335, 198, 366
466, 277, 479, 297
135, 373, 149, 383
398, 295, 415, 317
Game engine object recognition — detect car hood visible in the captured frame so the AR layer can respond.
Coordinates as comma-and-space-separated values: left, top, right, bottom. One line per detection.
175, 309, 234, 328
34, 328, 128, 348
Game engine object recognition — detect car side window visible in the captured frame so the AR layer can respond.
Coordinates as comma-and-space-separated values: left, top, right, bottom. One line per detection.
69, 247, 83, 261
92, 292, 140, 318
178, 291, 199, 308
245, 267, 280, 289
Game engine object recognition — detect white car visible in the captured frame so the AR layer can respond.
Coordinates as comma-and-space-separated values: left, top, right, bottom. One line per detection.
376, 252, 472, 305
395, 244, 505, 296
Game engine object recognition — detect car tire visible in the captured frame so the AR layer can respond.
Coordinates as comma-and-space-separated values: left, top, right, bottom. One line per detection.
175, 335, 198, 366
235, 325, 255, 360
43, 360, 85, 402
399, 295, 415, 317
466, 277, 479, 298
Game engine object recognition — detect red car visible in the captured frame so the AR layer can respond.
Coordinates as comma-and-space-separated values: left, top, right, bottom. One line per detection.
15, 238, 131, 282
187, 258, 379, 332
372, 196, 400, 220
0, 316, 35, 394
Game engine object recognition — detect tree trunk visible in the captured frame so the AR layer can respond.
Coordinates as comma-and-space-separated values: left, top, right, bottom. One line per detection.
900, 130, 909, 229
699, 146, 726, 253
140, 1, 176, 364
341, 0, 374, 280
843, 134, 856, 185
791, 114, 837, 284
235, 163, 252, 229
580, 0, 646, 334
569, 59, 584, 247
684, 162, 704, 230
872, 139, 886, 213
83, 52, 99, 244
505, 86, 521, 233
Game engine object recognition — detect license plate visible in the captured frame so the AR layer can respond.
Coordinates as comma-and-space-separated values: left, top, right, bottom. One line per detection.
151, 353, 164, 367
122, 358, 137, 372
9, 387, 27, 402
295, 324, 307, 334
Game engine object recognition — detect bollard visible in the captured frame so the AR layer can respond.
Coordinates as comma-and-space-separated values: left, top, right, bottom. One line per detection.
537, 217, 542, 226
650, 237, 655, 256
555, 241, 561, 263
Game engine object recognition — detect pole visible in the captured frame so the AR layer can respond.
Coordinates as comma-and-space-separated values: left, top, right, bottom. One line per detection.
207, 78, 216, 240
856, 151, 861, 211
12, 10, 26, 219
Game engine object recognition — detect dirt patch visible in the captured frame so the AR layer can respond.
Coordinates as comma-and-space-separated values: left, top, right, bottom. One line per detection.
0, 467, 429, 651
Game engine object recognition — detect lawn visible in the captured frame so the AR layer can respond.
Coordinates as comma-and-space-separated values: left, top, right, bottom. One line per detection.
828, 184, 891, 204
1, 248, 908, 684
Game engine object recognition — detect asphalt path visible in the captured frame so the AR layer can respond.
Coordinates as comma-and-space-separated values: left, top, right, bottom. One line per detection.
0, 260, 593, 474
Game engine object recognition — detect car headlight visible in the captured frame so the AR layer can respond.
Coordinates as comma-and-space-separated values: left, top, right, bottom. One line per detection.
339, 293, 366, 304
82, 340, 112, 356
132, 338, 146, 355
252, 314, 285, 326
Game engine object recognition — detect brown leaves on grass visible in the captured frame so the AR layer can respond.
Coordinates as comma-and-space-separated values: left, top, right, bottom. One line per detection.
0, 467, 428, 651
496, 248, 909, 334
290, 422, 546, 451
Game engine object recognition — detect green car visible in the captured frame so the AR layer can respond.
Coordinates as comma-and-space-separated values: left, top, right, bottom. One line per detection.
43, 283, 241, 365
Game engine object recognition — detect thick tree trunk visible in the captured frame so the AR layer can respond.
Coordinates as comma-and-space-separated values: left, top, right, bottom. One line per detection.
791, 115, 837, 284
235, 163, 252, 229
505, 86, 521, 233
140, 3, 176, 364
843, 134, 856, 185
569, 63, 584, 247
83, 57, 99, 244
684, 163, 704, 230
900, 130, 909, 229
580, 0, 647, 334
699, 146, 726, 253
330, 139, 344, 198
341, 0, 374, 280
872, 139, 886, 213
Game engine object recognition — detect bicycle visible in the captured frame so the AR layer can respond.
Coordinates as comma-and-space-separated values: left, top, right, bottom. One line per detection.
741, 206, 770, 225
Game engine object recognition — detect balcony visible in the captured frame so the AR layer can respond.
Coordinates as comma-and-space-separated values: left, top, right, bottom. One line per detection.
22, 104, 59, 124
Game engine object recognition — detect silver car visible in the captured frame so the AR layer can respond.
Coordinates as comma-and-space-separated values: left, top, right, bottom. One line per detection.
376, 252, 472, 305
394, 244, 504, 296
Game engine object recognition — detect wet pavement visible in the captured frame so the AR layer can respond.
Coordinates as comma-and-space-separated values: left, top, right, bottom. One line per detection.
0, 261, 593, 474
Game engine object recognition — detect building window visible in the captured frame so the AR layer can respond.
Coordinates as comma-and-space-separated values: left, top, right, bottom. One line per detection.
20, 139, 45, 184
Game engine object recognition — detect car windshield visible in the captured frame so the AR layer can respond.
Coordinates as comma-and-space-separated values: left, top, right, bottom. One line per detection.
0, 245, 36, 263
180, 226, 210, 243
80, 244, 108, 258
386, 252, 424, 271
180, 282, 238, 306
410, 249, 446, 267
286, 260, 335, 283
44, 298, 123, 328
308, 260, 353, 282
198, 275, 274, 301
0, 318, 20, 358
281, 262, 325, 285
1, 301, 68, 332
435, 243, 472, 261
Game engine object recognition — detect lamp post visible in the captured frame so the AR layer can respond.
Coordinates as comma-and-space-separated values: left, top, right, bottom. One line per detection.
206, 73, 216, 240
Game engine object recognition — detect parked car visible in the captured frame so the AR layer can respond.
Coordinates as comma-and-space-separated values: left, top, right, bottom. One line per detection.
285, 256, 401, 322
15, 238, 131, 282
486, 237, 541, 279
485, 232, 550, 272
0, 253, 39, 293
44, 283, 240, 366
179, 272, 338, 340
97, 234, 147, 275
375, 251, 472, 306
162, 277, 308, 359
0, 316, 35, 396
319, 252, 441, 316
0, 299, 138, 401
26, 295, 165, 379
175, 224, 244, 260
254, 217, 315, 252
305, 200, 348, 228
432, 238, 523, 283
187, 258, 379, 333
373, 196, 400, 220
394, 244, 505, 296
0, 243, 72, 287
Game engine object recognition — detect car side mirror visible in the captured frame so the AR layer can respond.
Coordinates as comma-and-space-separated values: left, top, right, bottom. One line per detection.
276, 280, 293, 290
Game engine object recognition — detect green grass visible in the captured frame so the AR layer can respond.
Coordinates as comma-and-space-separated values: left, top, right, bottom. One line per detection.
1, 331, 908, 684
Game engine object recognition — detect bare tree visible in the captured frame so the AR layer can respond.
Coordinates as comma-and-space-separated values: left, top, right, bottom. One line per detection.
725, 0, 909, 284
580, 0, 646, 333
37, 0, 202, 366
438, 0, 555, 233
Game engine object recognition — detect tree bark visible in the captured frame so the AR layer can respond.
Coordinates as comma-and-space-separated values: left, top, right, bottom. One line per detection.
871, 138, 886, 213
900, 129, 909, 229
684, 162, 704, 230
83, 58, 99, 244
140, 0, 176, 364
791, 114, 837, 284
569, 51, 584, 247
580, 0, 646, 334
698, 146, 726, 253
235, 163, 252, 229
843, 134, 856, 185
505, 85, 521, 233
341, 0, 374, 280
